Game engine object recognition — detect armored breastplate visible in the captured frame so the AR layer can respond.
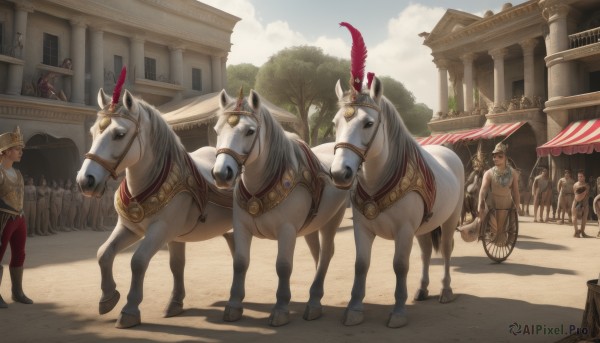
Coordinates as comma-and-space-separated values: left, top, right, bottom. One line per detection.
0, 168, 24, 215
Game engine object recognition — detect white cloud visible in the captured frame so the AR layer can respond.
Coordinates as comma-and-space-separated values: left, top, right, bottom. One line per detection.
202, 0, 445, 110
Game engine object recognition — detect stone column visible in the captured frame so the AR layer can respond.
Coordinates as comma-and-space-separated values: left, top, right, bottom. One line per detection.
520, 39, 538, 99
542, 2, 571, 101
6, 2, 33, 95
461, 53, 475, 114
211, 55, 223, 92
89, 27, 104, 104
489, 48, 507, 112
221, 58, 227, 89
129, 36, 145, 81
70, 18, 87, 104
434, 58, 449, 118
169, 46, 184, 100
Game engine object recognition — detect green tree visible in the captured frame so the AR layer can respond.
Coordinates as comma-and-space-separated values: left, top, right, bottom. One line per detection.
378, 76, 431, 135
226, 63, 259, 95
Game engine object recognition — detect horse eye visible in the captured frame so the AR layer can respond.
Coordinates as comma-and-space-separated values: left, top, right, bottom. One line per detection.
364, 121, 374, 129
246, 129, 255, 136
114, 131, 126, 140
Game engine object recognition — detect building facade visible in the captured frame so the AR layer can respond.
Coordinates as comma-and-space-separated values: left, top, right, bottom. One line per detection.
422, 0, 600, 182
0, 0, 239, 183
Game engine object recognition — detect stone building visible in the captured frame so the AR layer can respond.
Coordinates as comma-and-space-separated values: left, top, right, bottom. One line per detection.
0, 0, 239, 183
421, 0, 600, 182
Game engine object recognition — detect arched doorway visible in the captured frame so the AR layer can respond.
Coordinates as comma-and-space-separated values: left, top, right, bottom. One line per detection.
18, 134, 80, 186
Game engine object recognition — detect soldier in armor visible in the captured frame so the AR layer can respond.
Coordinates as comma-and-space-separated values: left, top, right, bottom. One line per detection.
23, 177, 36, 237
557, 169, 575, 225
0, 127, 33, 307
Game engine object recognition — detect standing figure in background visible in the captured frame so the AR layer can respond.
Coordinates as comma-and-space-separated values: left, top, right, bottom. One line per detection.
518, 169, 531, 216
68, 184, 80, 231
532, 167, 552, 223
99, 185, 113, 231
89, 195, 101, 231
0, 127, 34, 307
589, 176, 597, 221
35, 177, 50, 236
36, 58, 72, 101
60, 180, 72, 231
78, 193, 91, 230
572, 170, 591, 238
23, 177, 36, 237
49, 180, 63, 233
557, 169, 574, 225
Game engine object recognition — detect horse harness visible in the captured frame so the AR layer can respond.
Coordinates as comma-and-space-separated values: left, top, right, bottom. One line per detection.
334, 95, 436, 222
115, 154, 232, 224
236, 140, 325, 229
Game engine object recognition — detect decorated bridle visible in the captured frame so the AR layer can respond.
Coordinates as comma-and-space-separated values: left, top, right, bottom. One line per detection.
333, 22, 382, 164
216, 88, 262, 168
84, 66, 142, 179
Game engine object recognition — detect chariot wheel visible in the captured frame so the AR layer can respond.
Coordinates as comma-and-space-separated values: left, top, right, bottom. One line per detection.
480, 208, 518, 263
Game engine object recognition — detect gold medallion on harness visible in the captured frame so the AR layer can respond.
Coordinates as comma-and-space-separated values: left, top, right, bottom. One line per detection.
228, 114, 240, 127
268, 191, 277, 201
248, 198, 262, 216
99, 117, 111, 132
128, 201, 144, 222
389, 190, 398, 202
363, 201, 379, 220
303, 170, 311, 182
344, 106, 355, 119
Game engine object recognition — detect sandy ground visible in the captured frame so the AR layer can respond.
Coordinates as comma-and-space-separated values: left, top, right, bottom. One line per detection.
1, 209, 599, 343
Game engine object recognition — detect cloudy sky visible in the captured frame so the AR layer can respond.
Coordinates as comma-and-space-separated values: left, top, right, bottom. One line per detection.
201, 0, 512, 111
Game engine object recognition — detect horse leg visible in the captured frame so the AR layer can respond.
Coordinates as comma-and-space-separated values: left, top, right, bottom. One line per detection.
164, 241, 185, 318
117, 225, 171, 329
97, 224, 140, 315
439, 218, 457, 304
304, 207, 344, 321
304, 231, 320, 268
388, 227, 414, 328
413, 234, 432, 301
343, 225, 375, 326
224, 226, 253, 322
223, 232, 235, 257
269, 224, 297, 327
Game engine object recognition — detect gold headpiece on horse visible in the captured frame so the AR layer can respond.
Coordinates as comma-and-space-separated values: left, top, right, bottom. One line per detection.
99, 66, 127, 132
0, 126, 24, 152
340, 22, 380, 121
224, 86, 255, 127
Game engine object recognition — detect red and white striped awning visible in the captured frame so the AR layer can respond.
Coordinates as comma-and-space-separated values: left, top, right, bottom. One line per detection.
461, 122, 526, 142
416, 128, 481, 146
536, 119, 600, 157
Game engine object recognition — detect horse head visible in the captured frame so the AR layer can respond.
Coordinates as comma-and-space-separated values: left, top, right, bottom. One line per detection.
330, 76, 385, 189
77, 88, 144, 197
212, 89, 263, 189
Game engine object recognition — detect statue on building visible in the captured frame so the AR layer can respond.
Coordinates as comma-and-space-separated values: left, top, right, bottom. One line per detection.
36, 58, 72, 101
507, 97, 520, 111
23, 177, 36, 237
35, 176, 50, 235
520, 95, 532, 109
60, 180, 73, 231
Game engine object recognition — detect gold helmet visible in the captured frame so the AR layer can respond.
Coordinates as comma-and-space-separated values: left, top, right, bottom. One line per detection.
0, 126, 24, 153
492, 142, 508, 155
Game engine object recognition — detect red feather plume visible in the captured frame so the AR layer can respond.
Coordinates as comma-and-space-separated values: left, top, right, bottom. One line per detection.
340, 22, 367, 92
112, 66, 127, 105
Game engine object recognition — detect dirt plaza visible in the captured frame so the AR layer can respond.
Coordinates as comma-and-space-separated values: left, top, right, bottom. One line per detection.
0, 209, 598, 343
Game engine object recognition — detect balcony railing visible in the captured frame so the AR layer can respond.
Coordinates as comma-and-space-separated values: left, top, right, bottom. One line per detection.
569, 27, 600, 49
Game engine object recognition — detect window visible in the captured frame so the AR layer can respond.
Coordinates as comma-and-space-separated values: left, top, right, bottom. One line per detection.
43, 33, 59, 66
0, 23, 4, 54
590, 71, 600, 93
144, 57, 156, 80
192, 68, 202, 91
114, 55, 123, 77
511, 79, 524, 98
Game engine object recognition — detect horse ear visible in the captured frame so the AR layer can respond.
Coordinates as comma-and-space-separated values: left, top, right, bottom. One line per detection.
219, 89, 232, 109
123, 90, 136, 112
335, 80, 344, 100
249, 89, 261, 111
369, 76, 383, 102
98, 88, 111, 108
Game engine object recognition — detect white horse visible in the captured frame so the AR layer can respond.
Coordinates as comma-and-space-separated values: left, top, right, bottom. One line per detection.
330, 77, 464, 328
77, 88, 234, 328
212, 89, 348, 326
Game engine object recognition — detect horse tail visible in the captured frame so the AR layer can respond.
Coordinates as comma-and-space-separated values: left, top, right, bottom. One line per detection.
431, 226, 441, 253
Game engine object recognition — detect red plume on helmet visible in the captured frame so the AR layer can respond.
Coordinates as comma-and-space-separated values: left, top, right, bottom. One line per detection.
110, 66, 127, 111
339, 22, 367, 93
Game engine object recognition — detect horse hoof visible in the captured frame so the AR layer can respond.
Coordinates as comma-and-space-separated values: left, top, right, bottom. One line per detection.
343, 309, 364, 326
115, 311, 141, 329
223, 305, 243, 322
268, 309, 290, 327
413, 288, 429, 301
99, 290, 120, 315
164, 301, 184, 318
303, 304, 323, 321
387, 313, 409, 328
439, 288, 454, 303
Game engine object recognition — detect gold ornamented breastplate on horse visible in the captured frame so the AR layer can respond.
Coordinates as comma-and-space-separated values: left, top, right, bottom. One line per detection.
0, 168, 24, 216
352, 143, 436, 222
236, 141, 325, 225
116, 154, 230, 223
